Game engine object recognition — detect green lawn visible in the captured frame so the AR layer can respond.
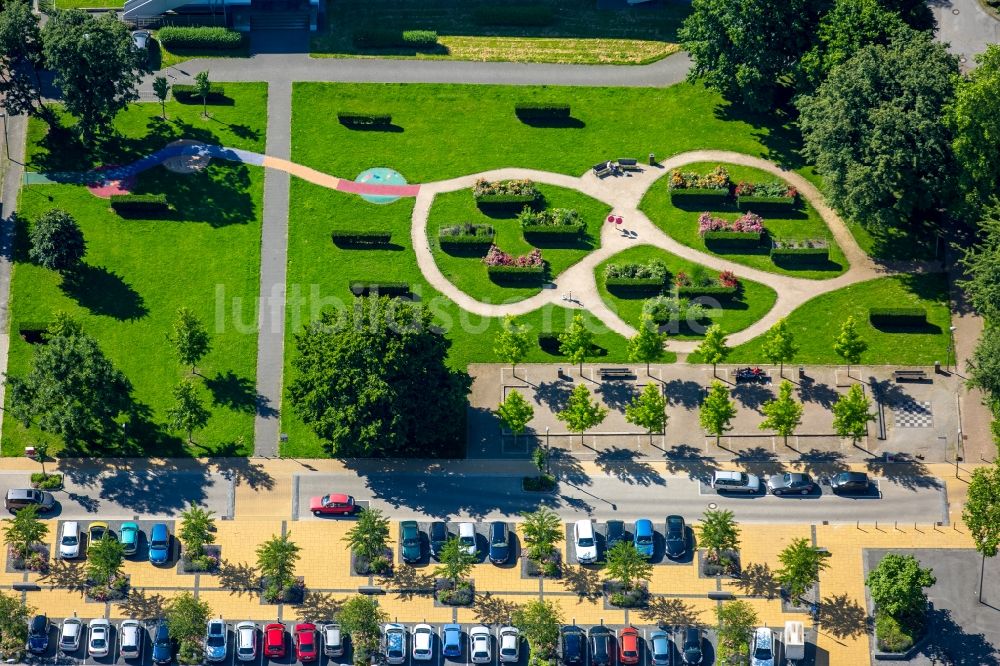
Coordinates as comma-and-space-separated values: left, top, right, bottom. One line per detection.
427, 185, 611, 302
719, 274, 952, 365
594, 245, 778, 339
639, 162, 849, 279
54, 0, 121, 8
4, 84, 268, 457
149, 33, 250, 71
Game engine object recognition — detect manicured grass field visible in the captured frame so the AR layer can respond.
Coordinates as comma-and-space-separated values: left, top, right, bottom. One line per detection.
55, 0, 121, 8
639, 162, 849, 279
594, 245, 778, 339
720, 274, 952, 365
427, 185, 611, 302
4, 84, 268, 457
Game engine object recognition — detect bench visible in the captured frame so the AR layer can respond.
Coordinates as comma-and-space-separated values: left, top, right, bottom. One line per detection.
592, 161, 613, 178
617, 158, 641, 172
893, 369, 928, 383
599, 367, 634, 380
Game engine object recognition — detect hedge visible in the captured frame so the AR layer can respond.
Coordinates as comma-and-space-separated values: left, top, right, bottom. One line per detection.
703, 231, 762, 247
476, 193, 539, 204
736, 195, 797, 212
331, 230, 392, 246
677, 285, 739, 298
110, 194, 170, 214
157, 26, 243, 51
514, 102, 571, 120
353, 29, 438, 48
337, 112, 392, 127
348, 282, 411, 297
172, 84, 226, 103
522, 223, 585, 236
869, 308, 928, 327
439, 235, 495, 247
669, 188, 730, 207
605, 277, 665, 293
486, 265, 546, 280
770, 247, 829, 264
474, 5, 554, 26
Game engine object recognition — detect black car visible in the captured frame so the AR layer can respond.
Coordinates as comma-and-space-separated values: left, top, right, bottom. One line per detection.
489, 521, 510, 564
152, 620, 172, 665
588, 626, 612, 666
830, 471, 870, 495
27, 615, 50, 654
429, 521, 448, 561
560, 626, 585, 666
681, 626, 703, 665
605, 520, 626, 551
767, 472, 817, 496
665, 515, 686, 558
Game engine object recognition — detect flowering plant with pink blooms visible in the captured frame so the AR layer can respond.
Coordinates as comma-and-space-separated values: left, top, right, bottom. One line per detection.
482, 245, 544, 268
719, 271, 739, 288
697, 212, 764, 236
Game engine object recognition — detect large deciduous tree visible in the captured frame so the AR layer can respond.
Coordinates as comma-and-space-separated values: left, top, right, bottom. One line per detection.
952, 46, 1000, 216
967, 326, 1000, 403
512, 600, 562, 662
288, 297, 471, 457
715, 599, 758, 664
28, 210, 86, 274
166, 592, 211, 665
958, 205, 1000, 323
777, 537, 830, 601
0, 592, 33, 662
865, 553, 935, 619
963, 462, 1000, 602
0, 0, 45, 118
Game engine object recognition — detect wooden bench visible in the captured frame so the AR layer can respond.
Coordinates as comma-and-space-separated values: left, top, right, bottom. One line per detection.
893, 369, 928, 383
617, 158, 641, 172
599, 367, 634, 380
592, 162, 613, 178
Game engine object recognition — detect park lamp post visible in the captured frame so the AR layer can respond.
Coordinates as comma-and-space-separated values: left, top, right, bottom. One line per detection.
0, 113, 9, 162
545, 426, 550, 475
946, 325, 957, 373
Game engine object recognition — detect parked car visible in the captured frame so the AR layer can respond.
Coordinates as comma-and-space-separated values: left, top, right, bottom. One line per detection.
235, 621, 257, 662
384, 623, 407, 665
120, 619, 144, 661
458, 522, 477, 556
149, 523, 170, 564
767, 472, 816, 496
665, 515, 687, 559
401, 520, 421, 563
619, 627, 639, 665
681, 626, 702, 665
88, 522, 113, 552
120, 521, 140, 556
59, 617, 83, 654
131, 30, 150, 59
310, 493, 357, 516
489, 521, 509, 564
152, 619, 173, 665
429, 521, 449, 560
650, 630, 671, 666
88, 618, 111, 658
633, 519, 654, 559
560, 626, 586, 666
264, 623, 285, 659
412, 624, 434, 661
830, 471, 870, 494
605, 520, 626, 551
712, 470, 761, 494
205, 618, 227, 662
750, 627, 774, 666
322, 622, 343, 657
59, 521, 80, 559
27, 614, 50, 654
589, 626, 613, 666
573, 520, 597, 564
295, 623, 318, 662
4, 488, 55, 513
499, 626, 520, 663
442, 623, 462, 658
470, 625, 491, 664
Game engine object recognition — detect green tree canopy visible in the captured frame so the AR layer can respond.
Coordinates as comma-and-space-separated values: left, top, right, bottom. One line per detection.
28, 209, 86, 274
168, 307, 211, 374
963, 462, 1000, 559
698, 508, 740, 558
865, 553, 935, 618
696, 324, 730, 376
195, 70, 211, 116
256, 532, 300, 594
0, 0, 44, 118
624, 382, 668, 444
0, 591, 33, 662
761, 318, 798, 375
494, 315, 530, 374
759, 380, 804, 446
520, 507, 563, 562
699, 380, 736, 445
777, 537, 830, 599
627, 313, 667, 374
166, 379, 210, 445
556, 383, 608, 443
166, 592, 211, 665
178, 502, 215, 559
343, 507, 390, 563
604, 541, 653, 592
337, 596, 387, 666
958, 205, 1000, 322
512, 599, 563, 661
87, 533, 125, 585
967, 325, 1000, 400
152, 75, 170, 119
496, 390, 534, 437
952, 46, 1000, 214
559, 314, 595, 374
833, 315, 868, 371
288, 297, 471, 457
715, 599, 758, 664
831, 383, 876, 445
434, 536, 476, 584
1, 505, 48, 559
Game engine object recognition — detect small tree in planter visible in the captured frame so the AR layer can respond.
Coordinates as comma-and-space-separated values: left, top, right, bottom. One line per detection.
866, 554, 935, 653
166, 592, 211, 665
520, 507, 563, 576
434, 537, 476, 605
512, 599, 563, 665
0, 591, 33, 663
557, 383, 608, 447
30, 441, 61, 489
257, 532, 302, 603
698, 509, 740, 575
716, 599, 758, 664
178, 502, 217, 571
2, 505, 48, 569
494, 315, 530, 378
625, 382, 668, 446
496, 391, 534, 446
776, 538, 829, 603
338, 595, 388, 666
343, 507, 391, 575
87, 534, 127, 600
604, 541, 652, 607
758, 380, 804, 448
699, 381, 736, 447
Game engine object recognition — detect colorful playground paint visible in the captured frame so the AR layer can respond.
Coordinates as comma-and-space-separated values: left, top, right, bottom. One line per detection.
351, 167, 410, 204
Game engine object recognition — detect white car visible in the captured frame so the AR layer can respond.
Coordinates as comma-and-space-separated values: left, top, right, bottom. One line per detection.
59, 521, 80, 559
750, 627, 775, 666
322, 623, 343, 657
573, 519, 598, 564
235, 621, 257, 662
458, 522, 477, 557
469, 625, 491, 664
120, 620, 143, 661
88, 618, 111, 658
499, 626, 520, 663
412, 624, 433, 661
384, 624, 407, 665
59, 617, 83, 654
204, 618, 227, 662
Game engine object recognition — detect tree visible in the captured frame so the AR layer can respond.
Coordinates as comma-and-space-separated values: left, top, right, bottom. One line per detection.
952, 46, 1000, 215
556, 383, 608, 445
195, 70, 212, 117
698, 508, 740, 559
0, 591, 33, 662
962, 462, 1000, 602
833, 315, 868, 377
288, 297, 470, 457
715, 599, 758, 665
47, 311, 84, 340
759, 380, 804, 447
624, 382, 668, 445
699, 380, 736, 446
627, 313, 667, 375
777, 537, 830, 601
434, 536, 476, 585
512, 600, 563, 662
520, 507, 563, 563
343, 507, 390, 567
604, 541, 652, 592
967, 325, 1000, 400
338, 595, 387, 666
496, 391, 534, 441
865, 553, 935, 619
958, 205, 1000, 323
28, 209, 86, 274
166, 379, 210, 445
166, 592, 211, 665
87, 533, 125, 585
2, 505, 48, 559
494, 315, 530, 377
761, 318, 798, 376
798, 29, 958, 231
559, 314, 595, 375
178, 502, 215, 560
33, 440, 50, 478
5, 331, 132, 449
256, 532, 300, 601
0, 0, 45, 119
168, 307, 211, 374
831, 383, 876, 447
42, 11, 144, 139
696, 324, 730, 377
153, 75, 170, 120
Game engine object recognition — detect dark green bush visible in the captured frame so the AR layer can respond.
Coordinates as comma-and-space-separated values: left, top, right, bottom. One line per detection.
669, 188, 731, 207
172, 84, 226, 103
702, 230, 762, 247
353, 29, 438, 48
605, 278, 665, 292
875, 613, 916, 653
331, 230, 392, 246
487, 265, 546, 280
869, 307, 928, 327
770, 247, 830, 264
157, 26, 243, 50
677, 285, 739, 298
514, 102, 571, 119
475, 5, 554, 26
337, 112, 392, 126
348, 282, 411, 297
109, 194, 170, 214
522, 224, 584, 236
476, 193, 539, 204
31, 473, 63, 490
736, 195, 797, 212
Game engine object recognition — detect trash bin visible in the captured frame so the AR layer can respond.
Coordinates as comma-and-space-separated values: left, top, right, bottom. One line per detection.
648, 152, 656, 166
935, 360, 941, 373
798, 365, 805, 378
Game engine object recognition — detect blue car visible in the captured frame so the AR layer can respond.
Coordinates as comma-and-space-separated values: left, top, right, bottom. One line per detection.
634, 519, 654, 559
149, 523, 171, 564
120, 521, 140, 556
152, 620, 172, 665
443, 624, 462, 658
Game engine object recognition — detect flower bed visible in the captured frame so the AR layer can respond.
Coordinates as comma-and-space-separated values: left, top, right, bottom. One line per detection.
6, 544, 49, 573
31, 473, 62, 490
483, 246, 545, 280
438, 223, 495, 252
473, 179, 540, 204
604, 260, 668, 291
643, 295, 707, 326
670, 165, 731, 191
698, 212, 764, 235
770, 238, 829, 265
518, 207, 584, 236
674, 268, 740, 298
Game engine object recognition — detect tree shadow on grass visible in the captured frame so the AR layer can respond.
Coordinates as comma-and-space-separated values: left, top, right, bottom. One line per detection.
712, 100, 806, 171
639, 597, 704, 627
474, 592, 522, 625
205, 370, 258, 413
294, 591, 344, 622
136, 163, 256, 227
60, 264, 148, 321
560, 564, 603, 602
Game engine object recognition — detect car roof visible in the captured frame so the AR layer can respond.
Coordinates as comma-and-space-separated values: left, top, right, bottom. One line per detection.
754, 627, 772, 641
842, 471, 868, 480
7, 488, 38, 499
62, 520, 79, 531
151, 523, 168, 535
90, 521, 109, 529
459, 522, 475, 535
635, 519, 653, 532
430, 521, 448, 534
470, 626, 489, 636
574, 519, 594, 534
326, 493, 351, 503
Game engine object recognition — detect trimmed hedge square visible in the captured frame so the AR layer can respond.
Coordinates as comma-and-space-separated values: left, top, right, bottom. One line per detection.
172, 84, 226, 103
669, 188, 730, 208
157, 26, 243, 51
348, 282, 411, 297
331, 230, 392, 247
109, 194, 170, 214
869, 308, 928, 327
337, 112, 392, 127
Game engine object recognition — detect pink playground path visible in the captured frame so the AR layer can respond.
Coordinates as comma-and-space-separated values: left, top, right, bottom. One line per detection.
336, 179, 421, 196
86, 166, 136, 198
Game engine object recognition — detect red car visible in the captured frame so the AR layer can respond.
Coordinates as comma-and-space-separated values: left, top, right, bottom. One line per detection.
295, 623, 318, 662
264, 623, 286, 658
310, 493, 356, 516
619, 627, 640, 665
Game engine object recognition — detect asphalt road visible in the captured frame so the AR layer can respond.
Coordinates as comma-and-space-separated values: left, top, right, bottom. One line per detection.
294, 471, 948, 525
